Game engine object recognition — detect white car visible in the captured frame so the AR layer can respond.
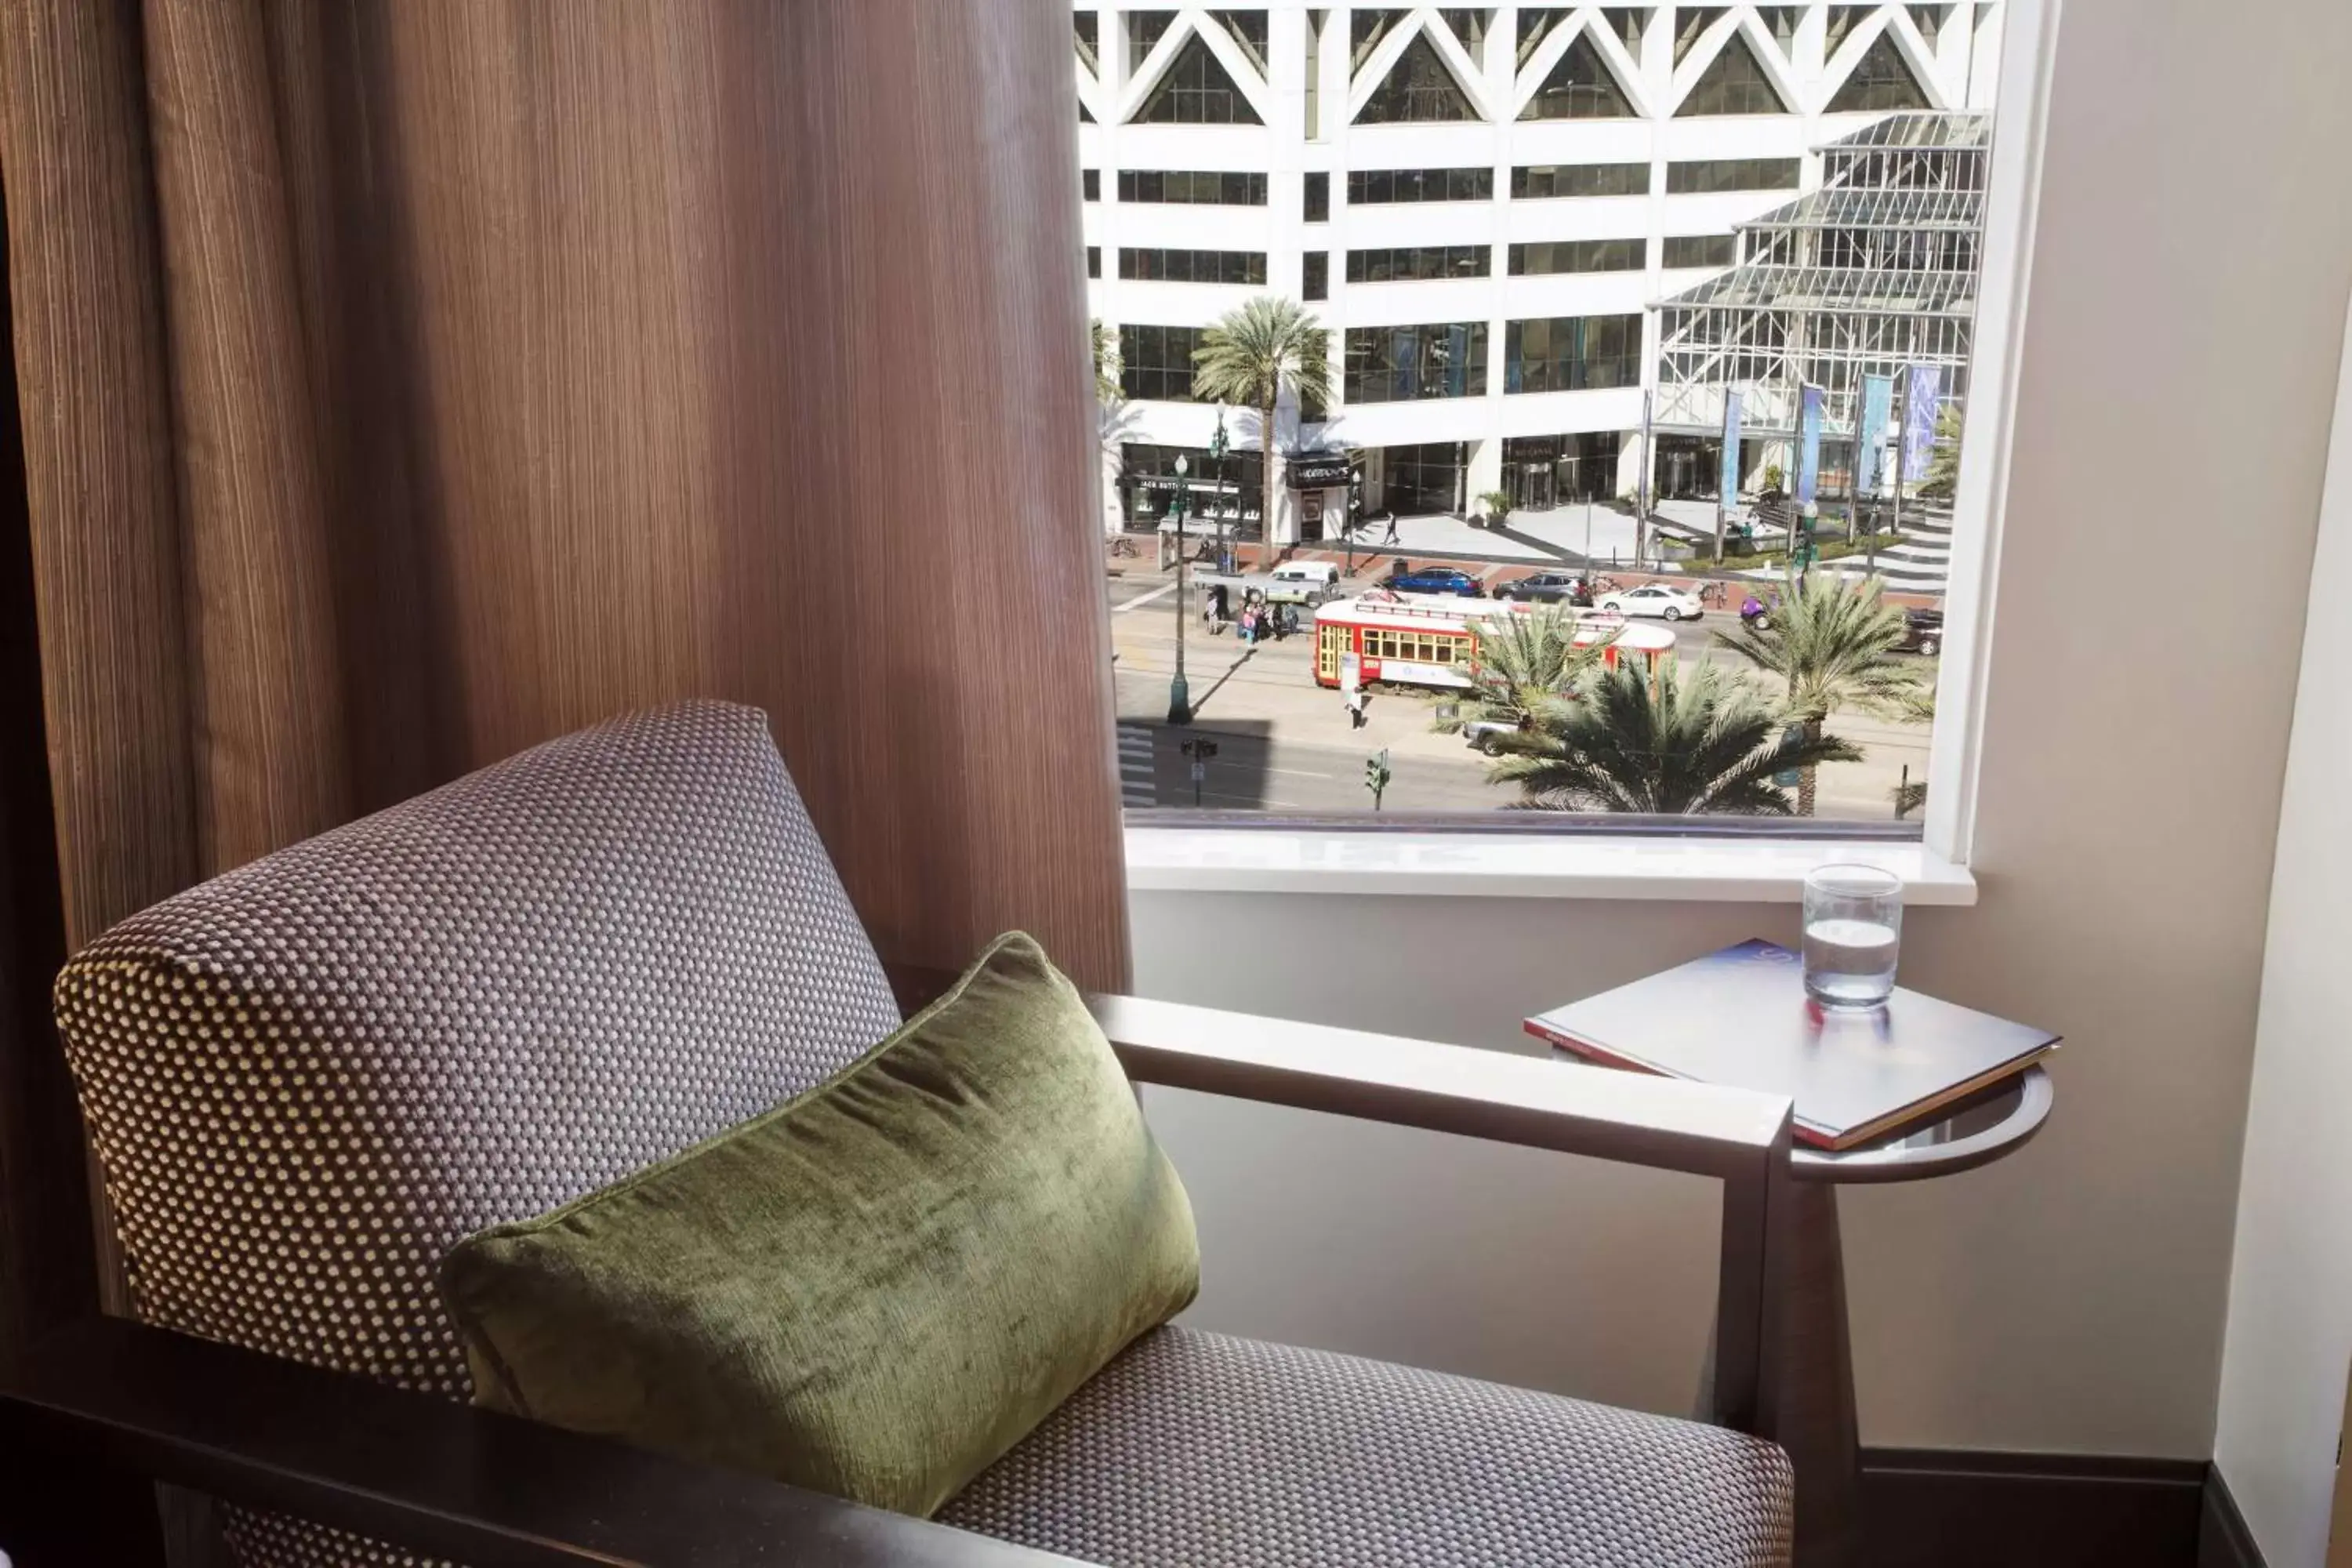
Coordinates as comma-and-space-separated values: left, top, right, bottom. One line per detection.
1596, 583, 1704, 622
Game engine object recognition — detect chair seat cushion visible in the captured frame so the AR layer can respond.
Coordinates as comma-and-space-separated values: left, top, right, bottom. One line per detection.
938, 1327, 1792, 1568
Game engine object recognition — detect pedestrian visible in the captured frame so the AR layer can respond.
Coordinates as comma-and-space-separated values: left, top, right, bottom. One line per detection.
1348, 688, 1368, 729
1379, 510, 1400, 546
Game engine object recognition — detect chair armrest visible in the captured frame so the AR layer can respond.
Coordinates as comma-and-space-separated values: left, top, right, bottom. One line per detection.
1085, 991, 1792, 1181
2, 1316, 1081, 1568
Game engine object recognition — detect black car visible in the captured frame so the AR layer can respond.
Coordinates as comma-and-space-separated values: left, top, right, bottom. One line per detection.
1501, 572, 1592, 606
1899, 608, 1944, 656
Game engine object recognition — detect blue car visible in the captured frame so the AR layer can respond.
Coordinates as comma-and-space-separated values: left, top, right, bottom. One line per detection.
1382, 563, 1483, 597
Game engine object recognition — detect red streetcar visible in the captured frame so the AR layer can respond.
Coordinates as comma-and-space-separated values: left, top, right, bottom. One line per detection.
1311, 591, 1676, 692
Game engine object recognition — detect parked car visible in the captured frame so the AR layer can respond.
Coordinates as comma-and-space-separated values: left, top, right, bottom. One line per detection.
1900, 607, 1944, 656
1265, 561, 1341, 605
1499, 571, 1592, 605
1463, 720, 1523, 755
1595, 583, 1704, 622
1383, 564, 1484, 597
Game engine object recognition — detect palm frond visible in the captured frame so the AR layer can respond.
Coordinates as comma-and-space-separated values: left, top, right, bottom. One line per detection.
1191, 296, 1332, 414
1711, 570, 1932, 724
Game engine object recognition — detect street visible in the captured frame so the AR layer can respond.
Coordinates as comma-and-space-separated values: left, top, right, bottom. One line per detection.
1106, 558, 1933, 819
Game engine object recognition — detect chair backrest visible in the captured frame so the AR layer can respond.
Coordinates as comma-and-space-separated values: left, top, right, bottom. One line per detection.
55, 700, 901, 1400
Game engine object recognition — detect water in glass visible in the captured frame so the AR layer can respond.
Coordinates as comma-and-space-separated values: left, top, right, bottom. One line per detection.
1802, 865, 1903, 1007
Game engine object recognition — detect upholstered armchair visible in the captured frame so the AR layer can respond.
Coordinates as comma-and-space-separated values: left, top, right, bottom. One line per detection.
6, 702, 1798, 1567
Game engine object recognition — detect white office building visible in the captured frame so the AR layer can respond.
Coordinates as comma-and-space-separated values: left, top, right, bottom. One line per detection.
1078, 2, 2005, 543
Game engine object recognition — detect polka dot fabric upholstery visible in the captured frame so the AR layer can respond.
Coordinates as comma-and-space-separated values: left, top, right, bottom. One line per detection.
940, 1327, 1795, 1568
54, 701, 901, 1568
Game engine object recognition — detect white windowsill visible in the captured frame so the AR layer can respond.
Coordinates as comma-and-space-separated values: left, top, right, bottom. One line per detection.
1124, 827, 1979, 905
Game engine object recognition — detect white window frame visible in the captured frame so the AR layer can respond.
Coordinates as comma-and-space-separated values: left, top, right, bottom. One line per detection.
1126, 0, 2063, 905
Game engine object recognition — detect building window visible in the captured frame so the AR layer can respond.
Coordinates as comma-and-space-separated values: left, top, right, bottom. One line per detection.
1116, 170, 1268, 206
1075, 13, 1099, 73
1136, 34, 1264, 125
1346, 245, 1490, 284
1666, 157, 1802, 195
1303, 252, 1329, 301
1082, 169, 1100, 201
1087, 245, 1101, 279
1828, 34, 1931, 114
1512, 162, 1650, 199
1304, 171, 1330, 221
1119, 325, 1208, 401
1344, 322, 1489, 403
1119, 249, 1269, 285
1212, 9, 1269, 73
1504, 314, 1642, 393
1120, 441, 1265, 528
1354, 33, 1479, 123
1677, 32, 1789, 116
1517, 33, 1635, 120
1129, 12, 1174, 74
1663, 234, 1737, 268
1508, 239, 1646, 275
1371, 441, 1467, 514
1345, 167, 1493, 205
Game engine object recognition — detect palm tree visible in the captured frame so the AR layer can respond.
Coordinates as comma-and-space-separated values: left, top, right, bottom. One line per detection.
1090, 318, 1120, 404
1715, 570, 1932, 815
1485, 659, 1860, 815
1191, 297, 1333, 557
1431, 606, 1612, 748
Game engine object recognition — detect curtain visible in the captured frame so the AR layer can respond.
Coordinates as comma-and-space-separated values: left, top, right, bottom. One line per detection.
0, 0, 1127, 1005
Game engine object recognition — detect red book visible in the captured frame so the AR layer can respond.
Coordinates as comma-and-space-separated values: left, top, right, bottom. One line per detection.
1524, 939, 2060, 1151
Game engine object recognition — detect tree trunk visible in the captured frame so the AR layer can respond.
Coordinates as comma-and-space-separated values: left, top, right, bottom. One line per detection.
1262, 394, 1278, 569
1797, 717, 1822, 817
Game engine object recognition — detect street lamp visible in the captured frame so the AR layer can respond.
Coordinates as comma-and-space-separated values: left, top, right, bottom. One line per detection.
1209, 405, 1231, 575
1168, 454, 1192, 724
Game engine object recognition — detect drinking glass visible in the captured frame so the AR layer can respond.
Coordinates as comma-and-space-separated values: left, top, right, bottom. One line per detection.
1802, 864, 1904, 1007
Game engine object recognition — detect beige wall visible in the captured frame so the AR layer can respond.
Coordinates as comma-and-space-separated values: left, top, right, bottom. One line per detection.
1134, 0, 2352, 1455
2212, 297, 2352, 1565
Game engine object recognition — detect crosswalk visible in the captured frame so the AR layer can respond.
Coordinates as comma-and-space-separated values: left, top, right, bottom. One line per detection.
1118, 724, 1157, 808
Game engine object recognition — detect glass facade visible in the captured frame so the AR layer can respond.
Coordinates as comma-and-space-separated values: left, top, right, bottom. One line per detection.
1119, 441, 1265, 528
1504, 314, 1643, 394
1502, 430, 1621, 507
1828, 34, 1931, 113
1666, 157, 1802, 194
1302, 252, 1329, 301
1137, 35, 1263, 125
1509, 239, 1646, 275
1346, 245, 1490, 283
1512, 162, 1650, 199
1371, 441, 1466, 515
1119, 325, 1208, 401
1117, 170, 1268, 205
1518, 34, 1635, 120
1303, 171, 1329, 221
1676, 34, 1788, 116
1663, 234, 1737, 268
1119, 249, 1269, 285
1345, 323, 1489, 403
1355, 34, 1479, 123
1345, 166, 1494, 204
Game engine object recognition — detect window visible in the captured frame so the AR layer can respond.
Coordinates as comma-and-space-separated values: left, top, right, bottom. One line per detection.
1667, 157, 1801, 194
1118, 441, 1265, 528
1087, 245, 1101, 279
1517, 33, 1635, 120
1676, 32, 1788, 116
1673, 7, 1729, 65
1504, 314, 1642, 393
1354, 33, 1479, 123
1075, 13, 1098, 72
1305, 8, 1324, 136
1136, 34, 1263, 125
1118, 325, 1208, 401
1347, 245, 1490, 283
1303, 171, 1330, 221
1371, 441, 1467, 512
1128, 12, 1173, 74
1515, 8, 1569, 67
1345, 167, 1493, 205
1119, 249, 1269, 285
1509, 239, 1645, 275
1663, 234, 1737, 268
1082, 169, 1100, 201
1827, 34, 1931, 114
1345, 324, 1488, 403
1210, 9, 1269, 73
1116, 170, 1268, 205
1512, 162, 1650, 199
1303, 252, 1329, 301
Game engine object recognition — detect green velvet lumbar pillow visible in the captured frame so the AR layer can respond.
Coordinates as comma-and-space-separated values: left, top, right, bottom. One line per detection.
436, 931, 1197, 1517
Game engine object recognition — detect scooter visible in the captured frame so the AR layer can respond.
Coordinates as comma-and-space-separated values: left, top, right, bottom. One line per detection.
1740, 596, 1770, 630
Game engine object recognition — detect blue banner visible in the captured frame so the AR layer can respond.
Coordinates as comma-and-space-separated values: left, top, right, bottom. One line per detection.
1720, 389, 1744, 510
1902, 364, 1944, 483
1857, 373, 1894, 497
1795, 384, 1824, 509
